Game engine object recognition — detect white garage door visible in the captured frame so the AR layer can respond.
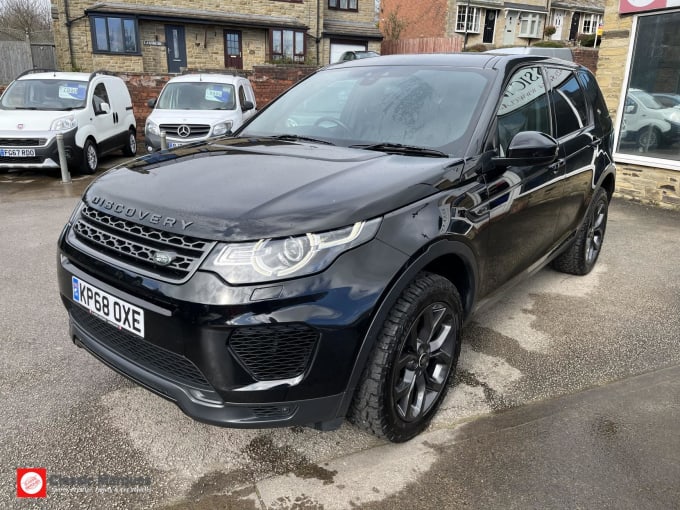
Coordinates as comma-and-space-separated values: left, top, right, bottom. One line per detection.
330, 42, 367, 64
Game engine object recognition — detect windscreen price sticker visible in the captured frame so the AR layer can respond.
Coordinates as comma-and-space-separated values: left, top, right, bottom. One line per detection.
72, 276, 145, 337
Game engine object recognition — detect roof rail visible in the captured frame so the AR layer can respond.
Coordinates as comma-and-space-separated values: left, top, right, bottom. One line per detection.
16, 68, 60, 79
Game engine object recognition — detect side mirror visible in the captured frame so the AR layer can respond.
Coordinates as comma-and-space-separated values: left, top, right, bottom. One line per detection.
624, 103, 637, 114
96, 102, 110, 115
242, 100, 254, 112
492, 131, 558, 168
147, 98, 157, 108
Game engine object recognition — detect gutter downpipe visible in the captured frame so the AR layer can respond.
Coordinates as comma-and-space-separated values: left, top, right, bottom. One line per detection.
317, 0, 321, 65
64, 0, 76, 70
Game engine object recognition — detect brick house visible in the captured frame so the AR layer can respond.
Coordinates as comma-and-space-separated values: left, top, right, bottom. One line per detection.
51, 0, 382, 73
596, 0, 680, 209
380, 0, 603, 48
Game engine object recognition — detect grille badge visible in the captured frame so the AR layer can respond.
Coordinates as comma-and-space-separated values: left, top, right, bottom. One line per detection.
177, 125, 191, 138
153, 251, 176, 266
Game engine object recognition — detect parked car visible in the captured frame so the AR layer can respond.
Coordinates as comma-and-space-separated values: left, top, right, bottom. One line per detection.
0, 70, 136, 174
58, 54, 615, 442
651, 92, 680, 109
621, 88, 680, 150
144, 74, 256, 151
336, 50, 379, 63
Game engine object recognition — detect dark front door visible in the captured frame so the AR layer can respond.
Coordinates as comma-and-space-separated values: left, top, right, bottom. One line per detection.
568, 13, 580, 41
224, 30, 243, 69
165, 25, 187, 73
483, 10, 497, 44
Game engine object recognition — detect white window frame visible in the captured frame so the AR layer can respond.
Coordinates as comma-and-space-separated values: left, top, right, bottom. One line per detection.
455, 5, 481, 34
581, 13, 602, 35
613, 11, 680, 171
519, 13, 542, 38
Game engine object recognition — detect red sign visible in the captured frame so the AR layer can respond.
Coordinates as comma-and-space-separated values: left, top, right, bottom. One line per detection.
16, 468, 47, 498
619, 0, 678, 14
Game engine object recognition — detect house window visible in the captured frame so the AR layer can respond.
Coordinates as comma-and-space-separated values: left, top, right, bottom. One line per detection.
329, 0, 358, 10
616, 10, 680, 168
270, 29, 305, 63
581, 14, 602, 35
519, 13, 541, 38
455, 6, 481, 33
90, 16, 139, 54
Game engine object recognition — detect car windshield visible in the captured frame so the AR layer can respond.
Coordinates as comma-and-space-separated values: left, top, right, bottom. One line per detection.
240, 65, 491, 155
631, 90, 664, 110
0, 79, 88, 110
156, 82, 236, 110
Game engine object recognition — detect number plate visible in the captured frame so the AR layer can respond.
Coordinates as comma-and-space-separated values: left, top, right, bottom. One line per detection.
168, 142, 185, 148
72, 276, 145, 337
0, 148, 36, 157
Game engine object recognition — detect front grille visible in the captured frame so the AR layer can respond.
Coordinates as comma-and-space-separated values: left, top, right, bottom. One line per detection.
71, 306, 212, 389
0, 138, 47, 146
160, 124, 211, 139
71, 206, 215, 281
0, 156, 45, 164
228, 324, 319, 381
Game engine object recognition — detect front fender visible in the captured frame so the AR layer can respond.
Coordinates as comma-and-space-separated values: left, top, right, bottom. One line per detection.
335, 239, 478, 419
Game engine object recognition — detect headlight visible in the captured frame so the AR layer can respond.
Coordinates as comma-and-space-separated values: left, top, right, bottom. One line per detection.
203, 218, 381, 284
213, 121, 233, 136
50, 115, 77, 131
146, 120, 160, 136
667, 110, 680, 123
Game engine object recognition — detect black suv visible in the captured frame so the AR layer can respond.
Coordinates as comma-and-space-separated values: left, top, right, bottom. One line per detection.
57, 54, 615, 442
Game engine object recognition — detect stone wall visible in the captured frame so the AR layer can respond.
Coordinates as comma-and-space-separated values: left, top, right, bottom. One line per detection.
572, 48, 598, 74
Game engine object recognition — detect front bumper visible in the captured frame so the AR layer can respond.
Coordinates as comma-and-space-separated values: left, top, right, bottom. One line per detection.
57, 225, 407, 428
0, 128, 79, 169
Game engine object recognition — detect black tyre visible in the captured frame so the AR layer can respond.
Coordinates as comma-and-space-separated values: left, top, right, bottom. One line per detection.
552, 187, 609, 275
350, 272, 463, 442
123, 129, 137, 157
637, 126, 661, 151
81, 139, 98, 175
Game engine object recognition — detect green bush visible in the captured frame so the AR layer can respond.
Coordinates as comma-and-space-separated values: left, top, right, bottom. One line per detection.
464, 43, 490, 52
532, 40, 567, 48
577, 33, 601, 47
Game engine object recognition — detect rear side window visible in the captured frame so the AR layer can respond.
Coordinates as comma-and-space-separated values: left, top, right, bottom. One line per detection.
577, 70, 611, 133
497, 66, 551, 156
546, 68, 588, 138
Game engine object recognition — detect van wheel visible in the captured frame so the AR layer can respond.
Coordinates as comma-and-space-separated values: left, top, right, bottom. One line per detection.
81, 139, 98, 175
123, 129, 137, 157
349, 272, 462, 442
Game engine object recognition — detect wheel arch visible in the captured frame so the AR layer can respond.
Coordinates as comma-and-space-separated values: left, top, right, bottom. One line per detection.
336, 240, 479, 419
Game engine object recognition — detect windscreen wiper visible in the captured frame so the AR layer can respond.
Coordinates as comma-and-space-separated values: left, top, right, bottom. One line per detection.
271, 134, 335, 145
349, 142, 448, 158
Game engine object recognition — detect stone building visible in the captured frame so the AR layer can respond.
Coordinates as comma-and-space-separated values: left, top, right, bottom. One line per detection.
51, 0, 382, 73
597, 0, 680, 209
380, 0, 604, 48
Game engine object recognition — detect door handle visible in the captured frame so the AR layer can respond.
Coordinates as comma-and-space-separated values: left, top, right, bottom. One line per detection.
548, 159, 566, 173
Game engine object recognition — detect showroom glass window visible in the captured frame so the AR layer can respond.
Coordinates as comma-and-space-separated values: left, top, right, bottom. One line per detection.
90, 16, 139, 54
617, 10, 680, 165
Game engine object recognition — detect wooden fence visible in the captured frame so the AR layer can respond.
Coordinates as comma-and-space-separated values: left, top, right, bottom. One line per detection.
0, 41, 57, 84
381, 37, 464, 56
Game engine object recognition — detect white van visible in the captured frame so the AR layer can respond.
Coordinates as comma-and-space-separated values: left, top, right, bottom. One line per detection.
144, 74, 256, 151
0, 70, 137, 173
